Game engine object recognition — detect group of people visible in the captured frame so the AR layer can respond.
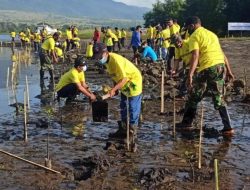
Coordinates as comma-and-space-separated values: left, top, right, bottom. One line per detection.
12, 15, 235, 152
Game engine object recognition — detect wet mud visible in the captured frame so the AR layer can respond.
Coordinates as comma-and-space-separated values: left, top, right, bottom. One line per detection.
0, 39, 250, 190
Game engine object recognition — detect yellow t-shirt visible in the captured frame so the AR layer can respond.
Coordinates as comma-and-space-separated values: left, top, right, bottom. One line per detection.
19, 32, 26, 40
115, 30, 121, 38
56, 68, 85, 92
10, 32, 16, 38
41, 36, 55, 51
170, 24, 179, 47
66, 29, 72, 40
161, 28, 170, 48
110, 32, 118, 42
104, 29, 113, 46
55, 47, 63, 58
86, 44, 93, 58
105, 53, 142, 97
34, 33, 41, 42
188, 27, 225, 72
175, 39, 191, 66
121, 30, 126, 38
146, 26, 154, 39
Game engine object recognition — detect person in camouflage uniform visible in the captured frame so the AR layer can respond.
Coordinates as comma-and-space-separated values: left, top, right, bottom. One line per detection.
179, 16, 234, 135
39, 32, 60, 82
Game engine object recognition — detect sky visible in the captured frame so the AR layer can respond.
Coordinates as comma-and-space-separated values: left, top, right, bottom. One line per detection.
113, 0, 157, 8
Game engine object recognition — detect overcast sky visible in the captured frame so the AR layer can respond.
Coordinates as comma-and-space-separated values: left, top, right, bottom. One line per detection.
113, 0, 157, 8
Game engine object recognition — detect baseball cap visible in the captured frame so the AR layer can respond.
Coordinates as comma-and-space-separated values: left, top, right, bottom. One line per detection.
74, 56, 87, 67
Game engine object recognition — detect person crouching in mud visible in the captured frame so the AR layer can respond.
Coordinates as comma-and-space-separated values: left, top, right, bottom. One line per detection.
56, 57, 96, 103
95, 43, 143, 152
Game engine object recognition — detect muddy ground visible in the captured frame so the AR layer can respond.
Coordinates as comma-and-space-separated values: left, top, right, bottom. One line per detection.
0, 38, 250, 190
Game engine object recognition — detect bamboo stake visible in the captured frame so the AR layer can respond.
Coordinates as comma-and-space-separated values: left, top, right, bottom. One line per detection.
198, 104, 204, 169
161, 71, 165, 113
0, 41, 2, 47
6, 67, 9, 88
25, 75, 30, 109
173, 89, 176, 136
0, 149, 61, 174
24, 89, 28, 142
126, 96, 130, 151
214, 159, 219, 190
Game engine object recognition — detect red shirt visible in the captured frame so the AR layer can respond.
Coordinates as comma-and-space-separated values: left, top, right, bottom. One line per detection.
93, 31, 100, 42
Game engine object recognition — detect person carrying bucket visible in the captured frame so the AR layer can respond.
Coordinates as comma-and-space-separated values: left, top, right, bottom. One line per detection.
94, 43, 143, 152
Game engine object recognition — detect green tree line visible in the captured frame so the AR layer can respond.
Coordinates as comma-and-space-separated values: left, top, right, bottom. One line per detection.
144, 0, 250, 35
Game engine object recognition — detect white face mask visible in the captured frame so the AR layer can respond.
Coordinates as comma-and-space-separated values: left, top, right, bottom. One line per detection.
83, 65, 87, 72
99, 56, 108, 65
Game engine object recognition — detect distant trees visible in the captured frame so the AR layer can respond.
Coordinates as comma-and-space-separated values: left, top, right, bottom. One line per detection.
143, 0, 250, 35
0, 22, 37, 33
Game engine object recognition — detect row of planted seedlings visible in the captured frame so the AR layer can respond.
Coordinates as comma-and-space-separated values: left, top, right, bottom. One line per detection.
3, 46, 61, 174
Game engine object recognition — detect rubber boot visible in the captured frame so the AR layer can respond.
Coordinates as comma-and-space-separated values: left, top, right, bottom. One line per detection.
218, 106, 234, 135
40, 70, 44, 80
176, 107, 197, 130
108, 121, 127, 138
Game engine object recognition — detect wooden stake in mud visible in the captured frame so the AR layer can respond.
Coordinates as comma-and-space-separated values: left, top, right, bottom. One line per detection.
173, 89, 176, 136
25, 75, 30, 109
0, 41, 2, 47
214, 159, 219, 190
198, 103, 204, 169
126, 96, 130, 151
24, 89, 28, 142
0, 149, 61, 174
161, 71, 165, 113
6, 67, 9, 88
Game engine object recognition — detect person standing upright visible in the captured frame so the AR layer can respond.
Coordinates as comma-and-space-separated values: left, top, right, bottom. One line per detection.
178, 16, 234, 135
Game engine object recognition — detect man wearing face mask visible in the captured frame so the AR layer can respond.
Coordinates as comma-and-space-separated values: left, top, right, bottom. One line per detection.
95, 43, 142, 152
56, 57, 96, 103
178, 16, 234, 136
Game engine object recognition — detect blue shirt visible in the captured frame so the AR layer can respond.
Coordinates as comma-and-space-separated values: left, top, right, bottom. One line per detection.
142, 46, 157, 62
131, 31, 141, 47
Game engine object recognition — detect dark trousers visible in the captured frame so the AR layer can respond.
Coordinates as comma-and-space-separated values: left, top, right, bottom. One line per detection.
57, 83, 78, 98
167, 47, 175, 71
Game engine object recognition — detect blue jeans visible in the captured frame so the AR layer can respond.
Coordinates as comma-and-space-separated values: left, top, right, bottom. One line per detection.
120, 93, 142, 126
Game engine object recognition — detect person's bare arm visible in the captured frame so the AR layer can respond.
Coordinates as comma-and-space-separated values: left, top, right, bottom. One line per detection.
109, 78, 127, 97
187, 49, 199, 90
51, 50, 58, 64
76, 82, 96, 101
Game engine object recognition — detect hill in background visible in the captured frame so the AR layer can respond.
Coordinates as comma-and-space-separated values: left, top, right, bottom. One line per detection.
0, 0, 149, 20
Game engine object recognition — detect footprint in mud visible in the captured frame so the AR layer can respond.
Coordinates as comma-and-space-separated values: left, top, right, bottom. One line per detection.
139, 168, 175, 188
72, 154, 111, 181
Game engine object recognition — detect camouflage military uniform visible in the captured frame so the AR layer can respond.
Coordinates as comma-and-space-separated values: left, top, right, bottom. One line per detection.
186, 63, 225, 110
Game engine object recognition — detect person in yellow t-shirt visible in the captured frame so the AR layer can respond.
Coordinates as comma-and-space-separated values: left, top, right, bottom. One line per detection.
161, 24, 171, 61
146, 24, 154, 48
166, 18, 180, 74
39, 32, 60, 81
72, 34, 80, 49
178, 16, 235, 136
66, 27, 73, 51
171, 34, 191, 97
95, 43, 142, 152
19, 31, 26, 47
10, 31, 16, 42
102, 27, 113, 52
34, 32, 41, 53
121, 28, 127, 48
115, 27, 122, 51
56, 57, 96, 103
